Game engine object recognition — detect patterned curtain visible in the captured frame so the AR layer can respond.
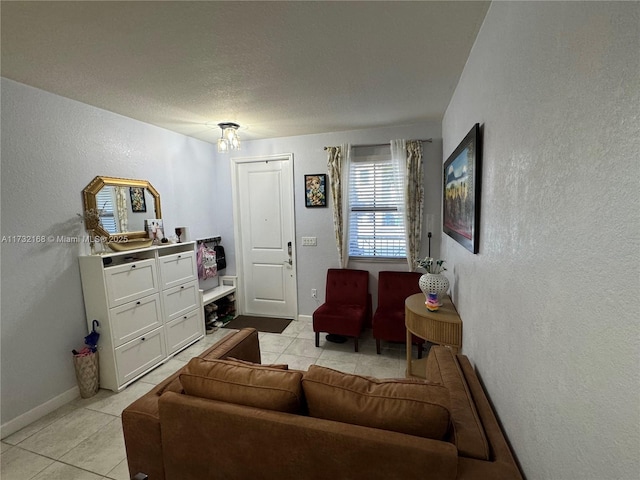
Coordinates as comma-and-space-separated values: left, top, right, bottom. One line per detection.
326, 144, 351, 268
115, 186, 128, 232
404, 140, 424, 270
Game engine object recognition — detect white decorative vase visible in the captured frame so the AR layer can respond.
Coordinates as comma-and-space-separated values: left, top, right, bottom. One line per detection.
419, 273, 450, 305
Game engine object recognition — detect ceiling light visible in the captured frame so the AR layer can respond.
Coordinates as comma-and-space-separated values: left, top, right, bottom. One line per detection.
217, 122, 240, 153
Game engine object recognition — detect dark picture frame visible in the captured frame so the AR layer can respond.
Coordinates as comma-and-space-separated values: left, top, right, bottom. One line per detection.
129, 187, 147, 213
304, 174, 327, 207
443, 123, 482, 254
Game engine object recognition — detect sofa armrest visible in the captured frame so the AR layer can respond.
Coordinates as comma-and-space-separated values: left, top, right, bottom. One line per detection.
159, 391, 458, 480
456, 355, 523, 480
122, 328, 260, 480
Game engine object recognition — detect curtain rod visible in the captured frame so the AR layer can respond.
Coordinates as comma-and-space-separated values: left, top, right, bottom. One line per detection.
323, 138, 432, 150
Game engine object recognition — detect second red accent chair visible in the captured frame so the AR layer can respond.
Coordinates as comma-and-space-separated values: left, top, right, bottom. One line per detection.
313, 268, 370, 352
373, 271, 425, 358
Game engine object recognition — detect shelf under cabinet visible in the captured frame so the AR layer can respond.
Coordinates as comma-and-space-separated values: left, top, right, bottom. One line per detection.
202, 276, 237, 306
202, 285, 236, 306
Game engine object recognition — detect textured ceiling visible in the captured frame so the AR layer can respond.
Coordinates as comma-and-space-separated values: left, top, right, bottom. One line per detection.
1, 1, 490, 144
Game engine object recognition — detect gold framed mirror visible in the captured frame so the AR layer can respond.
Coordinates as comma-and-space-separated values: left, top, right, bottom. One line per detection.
82, 176, 161, 241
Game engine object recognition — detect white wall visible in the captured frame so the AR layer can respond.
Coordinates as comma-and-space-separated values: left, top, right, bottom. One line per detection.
441, 3, 639, 479
222, 122, 443, 316
0, 78, 218, 431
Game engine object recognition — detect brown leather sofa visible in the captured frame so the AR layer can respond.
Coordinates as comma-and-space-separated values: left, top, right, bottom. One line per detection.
122, 328, 522, 480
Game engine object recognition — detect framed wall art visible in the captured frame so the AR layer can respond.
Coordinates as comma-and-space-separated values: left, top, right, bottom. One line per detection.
129, 187, 147, 212
304, 174, 327, 207
443, 123, 482, 254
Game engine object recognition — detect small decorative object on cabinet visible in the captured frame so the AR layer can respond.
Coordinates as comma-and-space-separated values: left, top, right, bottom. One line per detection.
145, 219, 165, 244
418, 274, 450, 305
416, 257, 449, 305
78, 241, 204, 392
426, 292, 440, 312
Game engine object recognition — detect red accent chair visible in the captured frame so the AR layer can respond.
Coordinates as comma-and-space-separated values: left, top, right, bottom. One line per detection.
373, 271, 425, 358
313, 268, 370, 352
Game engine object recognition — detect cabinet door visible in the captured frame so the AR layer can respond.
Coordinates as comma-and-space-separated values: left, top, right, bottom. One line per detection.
159, 251, 197, 289
165, 309, 203, 355
110, 294, 162, 347
162, 280, 200, 322
115, 327, 166, 387
105, 259, 158, 307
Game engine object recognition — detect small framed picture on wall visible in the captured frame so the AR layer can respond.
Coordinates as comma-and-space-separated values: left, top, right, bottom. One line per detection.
304, 174, 327, 207
129, 187, 147, 212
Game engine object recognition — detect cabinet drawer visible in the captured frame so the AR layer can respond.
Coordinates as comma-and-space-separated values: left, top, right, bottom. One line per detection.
115, 327, 166, 386
165, 309, 203, 355
105, 259, 158, 307
110, 294, 162, 347
162, 280, 200, 322
159, 251, 197, 289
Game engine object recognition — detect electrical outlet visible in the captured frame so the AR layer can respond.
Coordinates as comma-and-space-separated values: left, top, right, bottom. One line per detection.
311, 288, 317, 298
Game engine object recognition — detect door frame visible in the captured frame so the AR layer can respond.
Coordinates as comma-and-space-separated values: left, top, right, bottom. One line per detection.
230, 153, 298, 319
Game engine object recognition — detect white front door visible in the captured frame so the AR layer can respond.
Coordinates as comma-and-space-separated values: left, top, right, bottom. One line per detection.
231, 154, 297, 319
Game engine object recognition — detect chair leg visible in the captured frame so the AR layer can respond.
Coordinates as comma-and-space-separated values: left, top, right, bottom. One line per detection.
315, 331, 320, 348
354, 337, 359, 352
376, 339, 381, 355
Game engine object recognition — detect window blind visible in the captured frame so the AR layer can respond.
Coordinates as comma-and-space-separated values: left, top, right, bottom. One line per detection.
348, 152, 406, 258
96, 189, 117, 234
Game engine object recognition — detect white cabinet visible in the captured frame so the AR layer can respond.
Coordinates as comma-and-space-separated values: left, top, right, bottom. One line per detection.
162, 281, 200, 322
115, 327, 166, 386
165, 309, 203, 355
105, 259, 158, 306
158, 251, 197, 289
79, 242, 204, 392
110, 294, 162, 347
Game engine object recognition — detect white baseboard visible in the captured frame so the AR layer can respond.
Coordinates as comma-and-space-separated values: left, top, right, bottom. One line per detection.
0, 386, 79, 439
297, 314, 312, 322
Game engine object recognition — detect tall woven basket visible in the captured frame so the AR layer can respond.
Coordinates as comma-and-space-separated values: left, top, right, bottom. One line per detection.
73, 351, 99, 398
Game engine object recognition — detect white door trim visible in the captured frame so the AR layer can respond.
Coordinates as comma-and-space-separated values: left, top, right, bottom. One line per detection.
230, 153, 298, 318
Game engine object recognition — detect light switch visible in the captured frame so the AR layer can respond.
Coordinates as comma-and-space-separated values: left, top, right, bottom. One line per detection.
302, 237, 317, 246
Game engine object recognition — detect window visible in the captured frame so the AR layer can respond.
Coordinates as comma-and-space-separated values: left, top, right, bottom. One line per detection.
96, 188, 117, 234
348, 148, 405, 258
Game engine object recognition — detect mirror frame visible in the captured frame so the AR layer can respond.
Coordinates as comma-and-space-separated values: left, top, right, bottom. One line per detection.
82, 176, 162, 241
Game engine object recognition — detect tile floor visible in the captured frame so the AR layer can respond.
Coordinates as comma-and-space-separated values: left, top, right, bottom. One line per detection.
1, 317, 415, 480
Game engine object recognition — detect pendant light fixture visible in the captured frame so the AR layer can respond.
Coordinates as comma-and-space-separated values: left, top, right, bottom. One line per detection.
217, 122, 241, 152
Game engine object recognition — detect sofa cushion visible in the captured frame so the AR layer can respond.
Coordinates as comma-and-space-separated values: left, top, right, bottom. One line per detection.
302, 365, 450, 440
180, 358, 304, 413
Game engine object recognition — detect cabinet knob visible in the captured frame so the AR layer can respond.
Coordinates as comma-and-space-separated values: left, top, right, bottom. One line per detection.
178, 255, 181, 259
141, 337, 146, 341
136, 301, 141, 305
181, 286, 184, 289
131, 264, 136, 268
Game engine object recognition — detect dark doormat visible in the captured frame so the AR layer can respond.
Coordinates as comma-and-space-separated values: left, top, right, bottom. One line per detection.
222, 315, 292, 334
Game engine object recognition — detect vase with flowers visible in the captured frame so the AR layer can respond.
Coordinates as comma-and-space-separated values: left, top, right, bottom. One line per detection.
416, 257, 450, 305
